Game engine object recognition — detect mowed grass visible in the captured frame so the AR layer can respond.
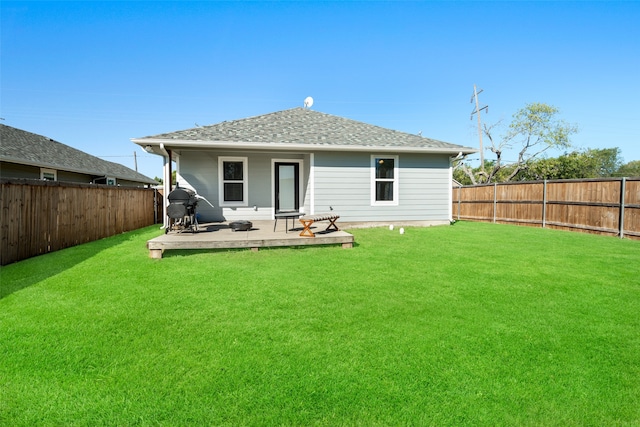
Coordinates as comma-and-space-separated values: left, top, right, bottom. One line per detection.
1, 222, 638, 426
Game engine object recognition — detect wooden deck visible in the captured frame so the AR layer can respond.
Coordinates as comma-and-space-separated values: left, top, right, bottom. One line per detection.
147, 220, 354, 258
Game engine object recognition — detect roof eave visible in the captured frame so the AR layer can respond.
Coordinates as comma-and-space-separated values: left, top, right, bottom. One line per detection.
132, 138, 478, 155
0, 156, 156, 184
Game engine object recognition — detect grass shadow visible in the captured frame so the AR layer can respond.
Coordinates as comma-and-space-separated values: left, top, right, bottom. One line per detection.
161, 239, 360, 258
0, 227, 158, 299
161, 248, 248, 257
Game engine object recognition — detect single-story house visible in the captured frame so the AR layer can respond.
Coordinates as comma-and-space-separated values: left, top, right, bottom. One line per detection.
132, 107, 476, 226
1, 124, 157, 187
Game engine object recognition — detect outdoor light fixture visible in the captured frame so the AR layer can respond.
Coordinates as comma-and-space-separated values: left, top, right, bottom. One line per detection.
144, 145, 154, 153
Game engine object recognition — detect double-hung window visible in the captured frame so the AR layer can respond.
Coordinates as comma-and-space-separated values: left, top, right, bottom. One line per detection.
371, 155, 398, 206
40, 168, 57, 181
218, 157, 248, 206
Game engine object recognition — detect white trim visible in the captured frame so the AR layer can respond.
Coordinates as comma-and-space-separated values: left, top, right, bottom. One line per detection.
371, 155, 399, 206
218, 156, 248, 207
309, 153, 315, 215
271, 159, 304, 218
175, 155, 181, 186
132, 139, 477, 155
162, 154, 170, 228
40, 168, 57, 181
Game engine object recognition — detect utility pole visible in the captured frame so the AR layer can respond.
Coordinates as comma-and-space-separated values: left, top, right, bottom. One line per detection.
470, 84, 488, 172
134, 151, 138, 172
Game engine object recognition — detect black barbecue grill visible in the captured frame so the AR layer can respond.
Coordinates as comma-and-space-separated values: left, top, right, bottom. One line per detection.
166, 186, 198, 233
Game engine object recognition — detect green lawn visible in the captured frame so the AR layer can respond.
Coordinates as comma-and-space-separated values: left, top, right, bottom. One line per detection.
1, 222, 639, 426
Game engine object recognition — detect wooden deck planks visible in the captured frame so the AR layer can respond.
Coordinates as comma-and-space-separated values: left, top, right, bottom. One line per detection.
147, 222, 354, 258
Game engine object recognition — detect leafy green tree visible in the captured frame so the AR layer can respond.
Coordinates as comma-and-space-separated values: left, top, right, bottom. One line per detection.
589, 148, 623, 177
458, 102, 579, 184
458, 144, 634, 183
454, 160, 514, 184
615, 160, 640, 177
517, 148, 622, 181
152, 171, 177, 185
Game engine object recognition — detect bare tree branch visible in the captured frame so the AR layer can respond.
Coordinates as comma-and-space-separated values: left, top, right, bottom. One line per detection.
463, 103, 578, 184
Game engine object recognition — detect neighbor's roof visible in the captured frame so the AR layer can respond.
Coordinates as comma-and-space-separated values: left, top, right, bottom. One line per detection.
0, 124, 156, 184
133, 107, 477, 154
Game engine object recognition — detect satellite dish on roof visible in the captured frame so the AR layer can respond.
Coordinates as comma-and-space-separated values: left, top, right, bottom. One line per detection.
303, 96, 314, 108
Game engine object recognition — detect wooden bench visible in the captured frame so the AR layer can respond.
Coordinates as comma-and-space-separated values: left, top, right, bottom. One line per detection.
298, 213, 340, 237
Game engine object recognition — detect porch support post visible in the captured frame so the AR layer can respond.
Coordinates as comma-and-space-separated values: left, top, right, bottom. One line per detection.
309, 153, 315, 215
161, 145, 172, 229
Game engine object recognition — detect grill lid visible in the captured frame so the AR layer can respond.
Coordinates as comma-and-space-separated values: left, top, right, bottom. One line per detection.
168, 188, 194, 203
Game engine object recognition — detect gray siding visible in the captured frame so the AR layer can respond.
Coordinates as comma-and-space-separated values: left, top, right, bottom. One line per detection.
1, 161, 152, 187
58, 170, 94, 184
313, 152, 451, 222
0, 162, 39, 180
178, 151, 306, 222
177, 150, 452, 223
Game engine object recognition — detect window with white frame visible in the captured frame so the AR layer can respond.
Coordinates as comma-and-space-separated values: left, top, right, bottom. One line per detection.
218, 157, 248, 206
40, 168, 57, 181
371, 155, 398, 205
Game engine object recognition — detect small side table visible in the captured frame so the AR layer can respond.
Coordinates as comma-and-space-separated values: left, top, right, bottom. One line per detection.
274, 212, 305, 233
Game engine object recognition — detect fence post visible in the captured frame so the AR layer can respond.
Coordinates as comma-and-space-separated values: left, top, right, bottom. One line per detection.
493, 182, 497, 223
457, 185, 461, 220
542, 180, 547, 228
153, 189, 158, 225
619, 177, 626, 239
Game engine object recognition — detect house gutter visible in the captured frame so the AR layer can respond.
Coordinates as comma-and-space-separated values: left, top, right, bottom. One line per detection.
159, 143, 171, 229
448, 152, 467, 222
132, 139, 478, 155
134, 139, 477, 227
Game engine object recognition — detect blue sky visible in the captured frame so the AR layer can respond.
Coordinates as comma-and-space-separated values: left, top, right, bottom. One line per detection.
2, 1, 638, 179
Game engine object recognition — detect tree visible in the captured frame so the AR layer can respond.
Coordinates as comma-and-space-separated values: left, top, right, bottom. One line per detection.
457, 102, 579, 184
616, 160, 640, 177
517, 148, 623, 181
454, 160, 513, 185
515, 154, 578, 181
587, 148, 623, 177
152, 170, 177, 185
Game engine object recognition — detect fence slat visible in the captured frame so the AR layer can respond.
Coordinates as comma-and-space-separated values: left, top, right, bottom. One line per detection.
0, 179, 159, 265
453, 178, 640, 240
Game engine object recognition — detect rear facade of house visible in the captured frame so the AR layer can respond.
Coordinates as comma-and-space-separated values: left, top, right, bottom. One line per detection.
177, 150, 454, 223
133, 108, 476, 225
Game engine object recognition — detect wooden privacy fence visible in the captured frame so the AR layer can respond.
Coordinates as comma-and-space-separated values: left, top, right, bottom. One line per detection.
1, 179, 159, 265
453, 177, 640, 240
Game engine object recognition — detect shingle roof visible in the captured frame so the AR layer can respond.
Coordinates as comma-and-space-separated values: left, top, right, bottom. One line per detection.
137, 107, 475, 152
0, 124, 156, 184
